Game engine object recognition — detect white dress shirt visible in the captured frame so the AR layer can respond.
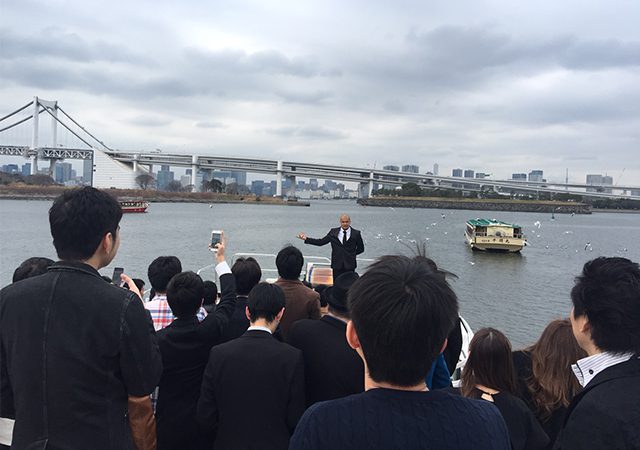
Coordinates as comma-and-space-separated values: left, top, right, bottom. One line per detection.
571, 351, 635, 387
340, 227, 351, 243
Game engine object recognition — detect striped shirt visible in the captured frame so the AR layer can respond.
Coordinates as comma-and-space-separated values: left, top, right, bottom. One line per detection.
571, 351, 635, 387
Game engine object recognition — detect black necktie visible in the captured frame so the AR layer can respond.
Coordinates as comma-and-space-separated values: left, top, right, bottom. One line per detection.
342, 229, 347, 244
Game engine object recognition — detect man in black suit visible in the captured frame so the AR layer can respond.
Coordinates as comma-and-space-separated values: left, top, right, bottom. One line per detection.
219, 256, 262, 343
555, 257, 640, 449
155, 240, 236, 450
298, 214, 365, 279
197, 282, 305, 450
287, 271, 364, 406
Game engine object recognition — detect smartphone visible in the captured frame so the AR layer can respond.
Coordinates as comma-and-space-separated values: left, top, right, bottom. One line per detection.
210, 230, 222, 252
111, 267, 124, 287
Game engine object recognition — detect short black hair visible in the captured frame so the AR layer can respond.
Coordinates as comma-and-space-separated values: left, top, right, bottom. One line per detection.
232, 257, 262, 295
571, 257, 640, 354
276, 245, 303, 280
132, 278, 145, 292
203, 280, 217, 306
166, 271, 204, 319
247, 282, 286, 323
315, 284, 328, 307
148, 256, 182, 292
348, 255, 459, 387
49, 187, 122, 260
12, 257, 55, 283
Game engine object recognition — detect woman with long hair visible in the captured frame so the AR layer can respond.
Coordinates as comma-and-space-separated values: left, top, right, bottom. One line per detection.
512, 319, 587, 448
461, 328, 549, 450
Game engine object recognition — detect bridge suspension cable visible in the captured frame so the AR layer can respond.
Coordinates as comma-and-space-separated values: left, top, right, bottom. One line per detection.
0, 107, 45, 133
57, 105, 113, 151
41, 106, 95, 149
0, 101, 34, 123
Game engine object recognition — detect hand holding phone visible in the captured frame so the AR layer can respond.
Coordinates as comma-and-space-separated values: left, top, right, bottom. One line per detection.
111, 267, 124, 287
210, 230, 222, 253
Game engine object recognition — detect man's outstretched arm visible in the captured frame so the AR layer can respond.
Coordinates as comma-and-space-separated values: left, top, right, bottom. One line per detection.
298, 231, 331, 246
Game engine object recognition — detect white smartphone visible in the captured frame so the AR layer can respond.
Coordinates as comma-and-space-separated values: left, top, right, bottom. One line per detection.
210, 230, 222, 252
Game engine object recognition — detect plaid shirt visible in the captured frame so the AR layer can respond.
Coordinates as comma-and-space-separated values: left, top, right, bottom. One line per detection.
144, 294, 207, 331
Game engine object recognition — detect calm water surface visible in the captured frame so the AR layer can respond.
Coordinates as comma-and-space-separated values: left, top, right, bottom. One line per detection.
1, 199, 639, 348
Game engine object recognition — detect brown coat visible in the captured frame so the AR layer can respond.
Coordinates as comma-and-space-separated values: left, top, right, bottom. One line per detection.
275, 278, 321, 337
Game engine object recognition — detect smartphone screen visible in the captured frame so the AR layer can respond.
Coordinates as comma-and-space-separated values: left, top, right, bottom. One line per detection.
210, 230, 222, 252
111, 267, 124, 286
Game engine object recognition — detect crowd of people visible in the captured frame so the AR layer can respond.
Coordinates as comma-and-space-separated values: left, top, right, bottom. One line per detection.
1, 186, 639, 450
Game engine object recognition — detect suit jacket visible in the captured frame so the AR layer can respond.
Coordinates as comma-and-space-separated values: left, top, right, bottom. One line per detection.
197, 330, 305, 450
554, 356, 640, 449
287, 315, 364, 406
219, 295, 250, 344
304, 227, 365, 271
275, 278, 321, 338
0, 261, 161, 450
155, 273, 236, 450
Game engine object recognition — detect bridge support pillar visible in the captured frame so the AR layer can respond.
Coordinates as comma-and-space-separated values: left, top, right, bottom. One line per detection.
286, 175, 296, 198
276, 160, 283, 197
132, 154, 139, 173
30, 97, 39, 174
191, 155, 199, 192
369, 171, 374, 197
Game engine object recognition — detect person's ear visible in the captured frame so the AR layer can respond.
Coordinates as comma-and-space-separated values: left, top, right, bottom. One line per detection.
346, 320, 361, 350
275, 307, 285, 322
439, 338, 448, 354
245, 306, 251, 322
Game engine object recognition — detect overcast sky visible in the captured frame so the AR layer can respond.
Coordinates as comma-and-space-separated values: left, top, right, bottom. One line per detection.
1, 0, 639, 185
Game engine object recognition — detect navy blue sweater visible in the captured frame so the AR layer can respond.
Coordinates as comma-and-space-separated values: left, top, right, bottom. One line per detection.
290, 387, 511, 450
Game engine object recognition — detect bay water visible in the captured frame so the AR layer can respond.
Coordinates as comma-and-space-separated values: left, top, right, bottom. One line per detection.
1, 199, 638, 348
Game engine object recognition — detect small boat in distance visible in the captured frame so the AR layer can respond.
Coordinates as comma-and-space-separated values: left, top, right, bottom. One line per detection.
465, 218, 526, 253
119, 198, 149, 213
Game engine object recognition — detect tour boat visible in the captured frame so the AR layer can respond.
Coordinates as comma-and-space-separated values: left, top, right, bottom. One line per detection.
465, 218, 526, 252
119, 199, 149, 213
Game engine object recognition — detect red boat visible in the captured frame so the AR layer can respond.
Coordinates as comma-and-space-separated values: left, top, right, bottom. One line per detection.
119, 199, 149, 213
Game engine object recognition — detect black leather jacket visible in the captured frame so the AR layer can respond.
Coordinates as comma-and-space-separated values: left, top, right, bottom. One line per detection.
0, 261, 162, 450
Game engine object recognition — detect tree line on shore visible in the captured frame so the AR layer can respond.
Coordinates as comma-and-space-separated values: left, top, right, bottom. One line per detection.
373, 182, 640, 210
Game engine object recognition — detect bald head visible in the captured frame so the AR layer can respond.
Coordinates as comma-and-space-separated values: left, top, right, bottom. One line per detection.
339, 214, 351, 230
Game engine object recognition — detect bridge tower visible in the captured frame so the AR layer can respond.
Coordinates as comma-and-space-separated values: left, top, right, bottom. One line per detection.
30, 96, 60, 175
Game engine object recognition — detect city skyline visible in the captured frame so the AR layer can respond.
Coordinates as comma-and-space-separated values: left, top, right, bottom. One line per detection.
1, 1, 639, 185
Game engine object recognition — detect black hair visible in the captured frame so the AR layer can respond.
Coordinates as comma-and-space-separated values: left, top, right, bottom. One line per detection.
348, 255, 459, 387
148, 256, 182, 292
247, 282, 286, 323
12, 257, 55, 283
571, 257, 640, 354
315, 284, 328, 307
132, 278, 145, 292
203, 280, 218, 306
276, 245, 304, 280
49, 187, 122, 260
231, 257, 262, 295
166, 271, 204, 319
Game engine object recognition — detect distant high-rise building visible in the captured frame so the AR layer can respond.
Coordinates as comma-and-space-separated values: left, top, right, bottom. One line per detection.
475, 173, 490, 179
512, 173, 527, 181
401, 165, 419, 173
452, 168, 463, 177
383, 165, 400, 172
157, 165, 175, 190
586, 174, 613, 193
310, 178, 318, 190
251, 180, 265, 195
2, 164, 19, 174
528, 170, 544, 182
433, 163, 439, 175
55, 162, 73, 183
463, 169, 475, 178
83, 159, 93, 185
22, 163, 31, 177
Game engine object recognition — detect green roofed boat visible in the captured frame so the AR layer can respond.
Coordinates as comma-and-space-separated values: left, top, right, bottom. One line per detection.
465, 219, 526, 253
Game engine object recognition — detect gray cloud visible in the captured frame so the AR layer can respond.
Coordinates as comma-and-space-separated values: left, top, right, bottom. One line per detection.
265, 126, 348, 140
195, 121, 225, 128
127, 116, 173, 127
